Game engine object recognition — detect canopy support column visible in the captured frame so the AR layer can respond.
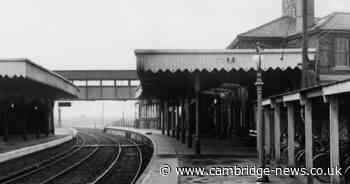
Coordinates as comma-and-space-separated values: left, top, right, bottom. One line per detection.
137, 102, 141, 129
220, 102, 225, 138
264, 108, 271, 163
227, 105, 232, 138
171, 102, 176, 138
161, 101, 165, 135
194, 73, 201, 155
185, 99, 192, 148
329, 97, 340, 184
214, 99, 219, 137
176, 102, 180, 140
287, 103, 295, 168
146, 104, 149, 128
304, 99, 313, 184
157, 103, 161, 129
181, 100, 186, 144
165, 101, 170, 136
273, 103, 281, 163
232, 106, 236, 132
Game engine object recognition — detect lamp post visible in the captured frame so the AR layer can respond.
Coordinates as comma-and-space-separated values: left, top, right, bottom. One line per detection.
255, 42, 269, 182
194, 72, 201, 155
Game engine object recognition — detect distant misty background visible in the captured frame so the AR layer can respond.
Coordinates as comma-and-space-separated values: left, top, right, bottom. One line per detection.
55, 101, 137, 128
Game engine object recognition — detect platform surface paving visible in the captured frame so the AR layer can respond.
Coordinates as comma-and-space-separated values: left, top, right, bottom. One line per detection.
0, 128, 75, 163
107, 127, 303, 184
0, 134, 66, 154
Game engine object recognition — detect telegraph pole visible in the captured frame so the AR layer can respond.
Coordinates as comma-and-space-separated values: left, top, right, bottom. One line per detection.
302, 1, 314, 183
301, 0, 309, 88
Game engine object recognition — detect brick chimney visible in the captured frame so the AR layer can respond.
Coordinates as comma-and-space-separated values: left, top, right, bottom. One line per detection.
282, 0, 315, 32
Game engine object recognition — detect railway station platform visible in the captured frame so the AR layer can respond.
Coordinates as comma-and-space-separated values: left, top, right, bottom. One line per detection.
106, 127, 302, 184
0, 128, 77, 164
107, 127, 257, 156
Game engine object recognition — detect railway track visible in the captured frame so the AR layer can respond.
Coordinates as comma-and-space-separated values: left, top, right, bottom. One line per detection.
91, 134, 143, 184
0, 128, 150, 184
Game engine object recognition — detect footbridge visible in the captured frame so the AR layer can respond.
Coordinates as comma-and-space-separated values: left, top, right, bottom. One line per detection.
54, 70, 139, 100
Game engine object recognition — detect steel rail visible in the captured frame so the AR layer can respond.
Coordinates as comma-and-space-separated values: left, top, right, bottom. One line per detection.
90, 132, 143, 184
84, 130, 124, 184
1, 134, 85, 184
120, 135, 143, 184
2, 129, 144, 184
88, 132, 128, 184
38, 132, 101, 184
88, 143, 122, 184
130, 140, 143, 184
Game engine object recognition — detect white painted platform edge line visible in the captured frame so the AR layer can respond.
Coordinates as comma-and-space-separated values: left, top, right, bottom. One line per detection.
0, 129, 76, 164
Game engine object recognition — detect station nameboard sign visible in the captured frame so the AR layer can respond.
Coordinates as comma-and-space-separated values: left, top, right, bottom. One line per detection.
58, 102, 72, 107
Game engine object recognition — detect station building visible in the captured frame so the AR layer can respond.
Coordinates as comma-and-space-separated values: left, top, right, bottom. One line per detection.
0, 59, 79, 142
228, 1, 350, 183
229, 0, 350, 85
135, 0, 350, 183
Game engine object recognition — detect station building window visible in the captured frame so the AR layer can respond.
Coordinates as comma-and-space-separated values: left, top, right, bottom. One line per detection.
334, 37, 350, 67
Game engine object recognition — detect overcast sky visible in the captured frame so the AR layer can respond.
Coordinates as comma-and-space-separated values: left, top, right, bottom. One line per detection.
0, 0, 349, 71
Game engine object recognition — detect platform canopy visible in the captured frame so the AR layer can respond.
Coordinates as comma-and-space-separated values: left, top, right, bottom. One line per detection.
136, 48, 316, 73
0, 59, 79, 99
135, 49, 316, 100
262, 78, 350, 106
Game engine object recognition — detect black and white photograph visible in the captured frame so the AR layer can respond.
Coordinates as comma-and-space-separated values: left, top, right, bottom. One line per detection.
0, 0, 349, 183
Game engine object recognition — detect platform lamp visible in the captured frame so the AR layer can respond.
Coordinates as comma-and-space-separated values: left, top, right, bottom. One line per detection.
253, 42, 269, 182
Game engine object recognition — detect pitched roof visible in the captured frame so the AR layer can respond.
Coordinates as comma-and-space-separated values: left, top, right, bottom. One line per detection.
315, 12, 350, 31
239, 16, 296, 38
228, 12, 350, 49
